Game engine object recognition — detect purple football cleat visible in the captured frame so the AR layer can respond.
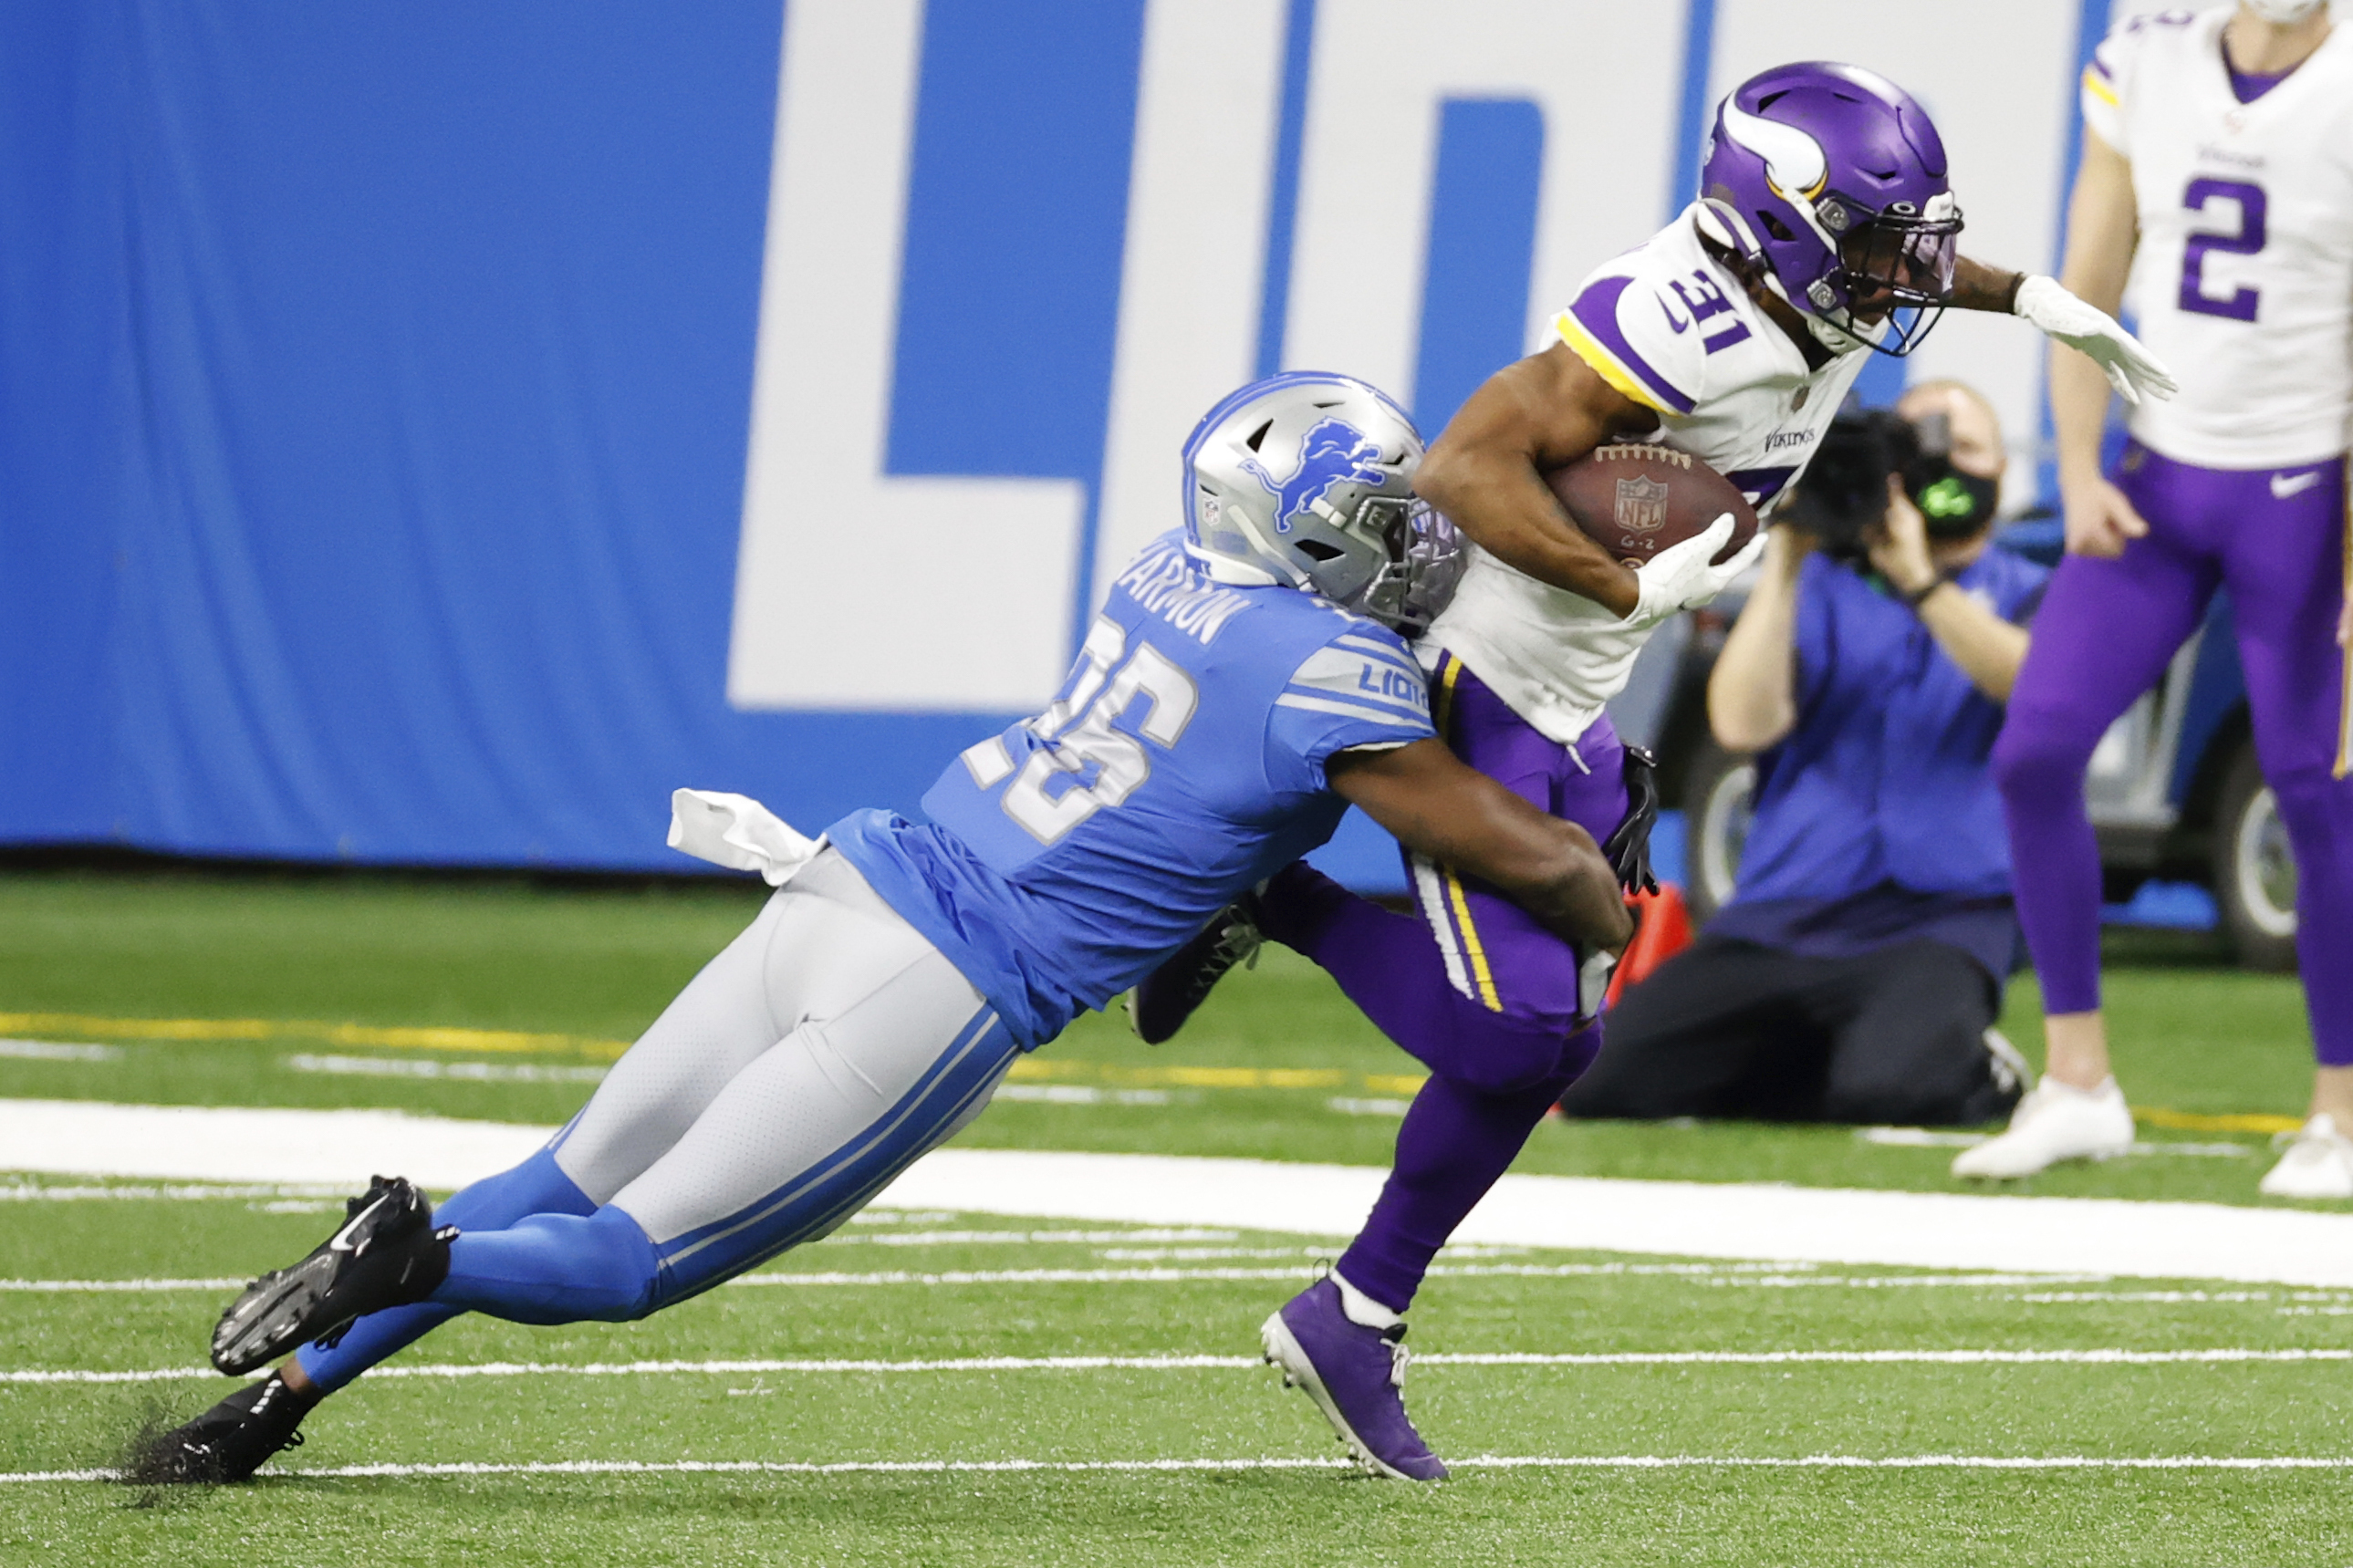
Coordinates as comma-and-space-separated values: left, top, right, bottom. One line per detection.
1261, 1277, 1447, 1481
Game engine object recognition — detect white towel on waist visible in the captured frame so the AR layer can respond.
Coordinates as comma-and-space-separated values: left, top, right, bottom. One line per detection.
666, 789, 822, 887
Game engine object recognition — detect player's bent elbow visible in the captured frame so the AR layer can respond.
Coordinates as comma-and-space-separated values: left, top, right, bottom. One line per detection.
1707, 705, 1787, 756
1411, 441, 1477, 517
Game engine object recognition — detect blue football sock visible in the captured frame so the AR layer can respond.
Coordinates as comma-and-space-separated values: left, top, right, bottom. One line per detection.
295, 1147, 594, 1392
428, 1206, 660, 1324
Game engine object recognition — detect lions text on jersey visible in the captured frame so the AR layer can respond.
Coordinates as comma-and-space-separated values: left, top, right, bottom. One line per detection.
2088, 8, 2353, 466
828, 532, 1436, 1047
1423, 206, 1869, 743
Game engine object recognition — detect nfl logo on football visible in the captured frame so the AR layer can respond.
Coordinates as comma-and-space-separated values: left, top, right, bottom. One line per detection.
1612, 474, 1670, 537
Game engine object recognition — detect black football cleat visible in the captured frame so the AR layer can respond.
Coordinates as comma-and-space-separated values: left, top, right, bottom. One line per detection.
123, 1371, 318, 1485
1128, 889, 1264, 1045
210, 1175, 456, 1376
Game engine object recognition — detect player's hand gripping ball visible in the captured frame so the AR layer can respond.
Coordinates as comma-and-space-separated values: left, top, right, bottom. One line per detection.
1543, 444, 1758, 567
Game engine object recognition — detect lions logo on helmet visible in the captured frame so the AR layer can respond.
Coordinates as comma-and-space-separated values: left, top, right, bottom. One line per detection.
1181, 372, 1462, 634
1239, 418, 1398, 535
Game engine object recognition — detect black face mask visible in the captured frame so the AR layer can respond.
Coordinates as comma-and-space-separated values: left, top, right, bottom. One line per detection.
1908, 458, 2000, 540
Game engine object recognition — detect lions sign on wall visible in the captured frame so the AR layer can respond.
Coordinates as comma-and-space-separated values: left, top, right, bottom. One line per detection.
0, 0, 2109, 878
732, 0, 2098, 716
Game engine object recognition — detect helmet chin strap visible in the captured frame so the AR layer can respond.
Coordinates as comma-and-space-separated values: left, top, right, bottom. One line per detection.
2244, 0, 2326, 24
1806, 313, 1869, 354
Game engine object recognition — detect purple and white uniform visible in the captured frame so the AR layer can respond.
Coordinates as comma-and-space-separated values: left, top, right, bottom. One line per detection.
1996, 8, 2353, 1059
1273, 67, 1946, 1334
1407, 208, 1872, 1019
1265, 213, 1876, 1316
1430, 208, 1870, 751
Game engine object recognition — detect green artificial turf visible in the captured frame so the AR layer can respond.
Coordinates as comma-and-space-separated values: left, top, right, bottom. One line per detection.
0, 867, 2322, 1204
2, 864, 2348, 1564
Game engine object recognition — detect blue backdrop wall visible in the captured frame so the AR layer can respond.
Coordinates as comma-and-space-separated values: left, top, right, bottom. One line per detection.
0, 0, 2107, 881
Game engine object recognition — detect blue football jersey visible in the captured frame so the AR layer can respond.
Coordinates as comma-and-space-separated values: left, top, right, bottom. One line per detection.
828, 532, 1436, 1048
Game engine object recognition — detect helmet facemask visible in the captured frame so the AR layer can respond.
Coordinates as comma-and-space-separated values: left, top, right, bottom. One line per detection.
1350, 500, 1466, 637
1809, 196, 1962, 357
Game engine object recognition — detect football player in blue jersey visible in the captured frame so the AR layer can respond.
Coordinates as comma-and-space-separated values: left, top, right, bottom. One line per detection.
130, 371, 1640, 1485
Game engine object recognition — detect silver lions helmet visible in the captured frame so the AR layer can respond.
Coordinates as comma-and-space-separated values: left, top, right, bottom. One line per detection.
1181, 371, 1461, 633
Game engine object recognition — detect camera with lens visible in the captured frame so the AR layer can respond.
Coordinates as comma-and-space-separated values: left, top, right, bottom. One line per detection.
1780, 401, 1999, 559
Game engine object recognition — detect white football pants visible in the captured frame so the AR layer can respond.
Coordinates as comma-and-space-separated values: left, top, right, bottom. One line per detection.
549, 847, 1016, 1299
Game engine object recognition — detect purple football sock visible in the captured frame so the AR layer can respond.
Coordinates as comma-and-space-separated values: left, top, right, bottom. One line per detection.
1992, 705, 2108, 1017
1335, 1050, 1593, 1314
1263, 861, 1599, 1313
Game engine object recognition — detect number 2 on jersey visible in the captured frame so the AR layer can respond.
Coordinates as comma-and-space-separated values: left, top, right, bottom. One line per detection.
2178, 177, 2265, 323
960, 618, 1201, 846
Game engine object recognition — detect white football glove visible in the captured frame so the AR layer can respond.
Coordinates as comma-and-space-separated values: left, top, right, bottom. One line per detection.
1623, 513, 1765, 632
2013, 275, 2178, 406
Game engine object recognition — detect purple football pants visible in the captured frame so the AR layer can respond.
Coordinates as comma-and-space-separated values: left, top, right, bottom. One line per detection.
1261, 652, 1622, 1314
1994, 443, 2353, 1064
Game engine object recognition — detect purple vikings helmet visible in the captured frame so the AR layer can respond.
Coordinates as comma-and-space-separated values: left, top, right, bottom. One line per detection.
1182, 371, 1463, 634
1697, 62, 1962, 356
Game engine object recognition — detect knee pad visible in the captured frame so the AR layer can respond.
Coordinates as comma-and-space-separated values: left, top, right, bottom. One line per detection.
1993, 707, 2100, 803
441, 1207, 662, 1324
1438, 1006, 1585, 1096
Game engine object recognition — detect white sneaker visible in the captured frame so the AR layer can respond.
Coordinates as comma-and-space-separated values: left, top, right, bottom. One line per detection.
1982, 1028, 2033, 1099
2258, 1115, 2353, 1199
1950, 1075, 2133, 1179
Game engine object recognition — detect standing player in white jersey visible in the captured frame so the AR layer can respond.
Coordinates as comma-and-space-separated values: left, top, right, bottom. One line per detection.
1137, 61, 2170, 1480
1961, 3, 2353, 1192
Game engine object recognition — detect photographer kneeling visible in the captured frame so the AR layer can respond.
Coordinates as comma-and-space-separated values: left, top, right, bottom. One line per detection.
1562, 382, 2046, 1127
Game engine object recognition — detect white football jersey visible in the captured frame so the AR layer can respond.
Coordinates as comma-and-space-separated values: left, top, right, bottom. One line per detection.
1422, 206, 1869, 743
2088, 8, 2353, 467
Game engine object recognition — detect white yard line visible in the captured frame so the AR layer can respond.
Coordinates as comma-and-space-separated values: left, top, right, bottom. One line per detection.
0, 1278, 244, 1293
285, 1054, 609, 1085
0, 1181, 349, 1202
13, 1098, 2353, 1285
11, 1452, 2353, 1483
720, 1260, 1835, 1288
12, 1347, 2348, 1387
0, 1040, 121, 1064
0, 1261, 1811, 1294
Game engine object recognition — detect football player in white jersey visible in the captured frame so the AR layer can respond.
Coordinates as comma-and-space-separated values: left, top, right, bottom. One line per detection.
1136, 61, 2169, 1480
1960, 2, 2353, 1193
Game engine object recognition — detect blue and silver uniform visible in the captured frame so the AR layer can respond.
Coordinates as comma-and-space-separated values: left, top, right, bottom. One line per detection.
830, 531, 1438, 1047
278, 393, 1454, 1397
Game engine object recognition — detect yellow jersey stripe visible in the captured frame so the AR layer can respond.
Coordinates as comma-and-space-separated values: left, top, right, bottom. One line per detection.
1429, 654, 1502, 1011
1434, 652, 1463, 737
1445, 868, 1504, 1012
1554, 312, 1671, 416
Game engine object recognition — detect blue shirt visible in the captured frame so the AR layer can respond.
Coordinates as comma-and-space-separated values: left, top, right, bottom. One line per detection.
1709, 545, 2047, 979
829, 533, 1437, 1048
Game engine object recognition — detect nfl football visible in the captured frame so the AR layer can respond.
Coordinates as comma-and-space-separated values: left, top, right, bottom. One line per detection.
1542, 444, 1758, 567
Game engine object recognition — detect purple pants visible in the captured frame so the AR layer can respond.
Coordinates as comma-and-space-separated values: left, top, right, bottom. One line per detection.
1264, 652, 1625, 1312
1994, 443, 2353, 1064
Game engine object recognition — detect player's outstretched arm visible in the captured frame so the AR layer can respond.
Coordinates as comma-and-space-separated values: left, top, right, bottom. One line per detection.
1412, 344, 1660, 618
1327, 739, 1633, 955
